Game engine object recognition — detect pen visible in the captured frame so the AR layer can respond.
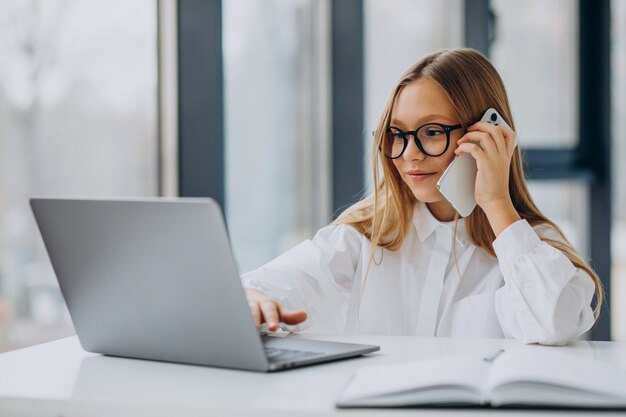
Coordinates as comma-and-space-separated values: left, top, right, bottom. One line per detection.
483, 349, 505, 363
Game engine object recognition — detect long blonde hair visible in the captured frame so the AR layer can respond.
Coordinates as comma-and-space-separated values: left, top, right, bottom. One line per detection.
335, 48, 603, 319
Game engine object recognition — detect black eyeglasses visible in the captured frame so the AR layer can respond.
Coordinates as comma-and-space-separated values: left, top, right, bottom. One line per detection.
377, 122, 463, 158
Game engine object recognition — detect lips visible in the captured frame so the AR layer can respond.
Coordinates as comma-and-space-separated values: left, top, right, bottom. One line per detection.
406, 170, 436, 181
407, 170, 435, 175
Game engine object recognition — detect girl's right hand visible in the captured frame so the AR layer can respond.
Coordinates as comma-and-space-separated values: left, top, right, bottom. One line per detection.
244, 288, 308, 332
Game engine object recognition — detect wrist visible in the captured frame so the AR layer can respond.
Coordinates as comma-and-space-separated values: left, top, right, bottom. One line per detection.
481, 198, 521, 237
481, 197, 513, 215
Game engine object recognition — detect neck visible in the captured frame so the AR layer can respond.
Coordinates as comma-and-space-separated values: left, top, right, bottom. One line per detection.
426, 200, 457, 222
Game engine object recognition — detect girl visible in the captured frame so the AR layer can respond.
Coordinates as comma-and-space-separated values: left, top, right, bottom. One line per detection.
242, 48, 602, 345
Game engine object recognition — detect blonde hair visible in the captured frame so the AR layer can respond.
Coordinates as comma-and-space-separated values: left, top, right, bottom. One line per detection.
335, 48, 603, 320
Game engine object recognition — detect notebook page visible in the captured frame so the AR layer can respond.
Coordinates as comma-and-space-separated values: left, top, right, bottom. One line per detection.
485, 347, 626, 402
490, 382, 626, 408
337, 354, 491, 405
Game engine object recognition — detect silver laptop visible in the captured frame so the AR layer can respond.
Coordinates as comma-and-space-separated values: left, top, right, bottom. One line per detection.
30, 197, 379, 372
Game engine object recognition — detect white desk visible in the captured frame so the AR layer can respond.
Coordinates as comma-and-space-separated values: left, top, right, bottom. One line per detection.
1, 333, 626, 417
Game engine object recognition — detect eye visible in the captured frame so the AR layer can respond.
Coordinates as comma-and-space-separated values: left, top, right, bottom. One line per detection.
424, 127, 445, 137
386, 128, 404, 142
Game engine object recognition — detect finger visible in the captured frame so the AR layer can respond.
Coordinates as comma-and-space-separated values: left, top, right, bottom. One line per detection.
277, 305, 308, 325
467, 122, 507, 155
260, 301, 281, 331
503, 130, 518, 157
458, 131, 498, 156
249, 302, 261, 329
455, 142, 486, 163
466, 122, 505, 155
470, 122, 507, 155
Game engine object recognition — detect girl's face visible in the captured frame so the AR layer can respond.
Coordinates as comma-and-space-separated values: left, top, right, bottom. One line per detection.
389, 78, 464, 206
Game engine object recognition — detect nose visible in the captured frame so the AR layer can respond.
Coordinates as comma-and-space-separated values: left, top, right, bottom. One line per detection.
403, 134, 426, 161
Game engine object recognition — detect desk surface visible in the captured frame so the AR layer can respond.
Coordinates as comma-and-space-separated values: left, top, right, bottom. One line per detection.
1, 333, 626, 417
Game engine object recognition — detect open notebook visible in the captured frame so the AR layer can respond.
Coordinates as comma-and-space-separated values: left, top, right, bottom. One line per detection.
336, 347, 626, 409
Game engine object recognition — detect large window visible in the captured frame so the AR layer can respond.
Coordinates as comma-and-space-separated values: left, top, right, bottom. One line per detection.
0, 0, 158, 351
491, 0, 578, 148
223, 0, 330, 272
612, 0, 626, 341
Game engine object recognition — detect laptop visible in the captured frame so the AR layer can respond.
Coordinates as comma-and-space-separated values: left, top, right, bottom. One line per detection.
30, 197, 379, 372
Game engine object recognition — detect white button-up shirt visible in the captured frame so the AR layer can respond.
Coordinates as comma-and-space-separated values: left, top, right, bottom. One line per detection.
241, 202, 596, 345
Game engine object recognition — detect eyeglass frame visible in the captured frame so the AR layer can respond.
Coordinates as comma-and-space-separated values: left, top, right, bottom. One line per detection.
374, 122, 464, 159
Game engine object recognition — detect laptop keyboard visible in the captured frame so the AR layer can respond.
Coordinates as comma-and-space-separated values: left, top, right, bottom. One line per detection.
264, 347, 321, 363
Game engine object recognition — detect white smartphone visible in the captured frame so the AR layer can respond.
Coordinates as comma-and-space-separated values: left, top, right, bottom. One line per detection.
436, 108, 515, 217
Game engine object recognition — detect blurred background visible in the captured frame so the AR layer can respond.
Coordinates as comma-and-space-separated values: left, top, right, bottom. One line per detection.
0, 0, 623, 350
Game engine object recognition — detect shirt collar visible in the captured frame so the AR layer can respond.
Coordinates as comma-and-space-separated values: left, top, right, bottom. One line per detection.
412, 202, 470, 247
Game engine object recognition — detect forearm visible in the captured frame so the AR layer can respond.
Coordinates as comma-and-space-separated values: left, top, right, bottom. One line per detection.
493, 220, 595, 344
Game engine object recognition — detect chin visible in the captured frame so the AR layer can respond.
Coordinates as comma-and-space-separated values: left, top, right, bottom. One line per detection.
408, 188, 442, 204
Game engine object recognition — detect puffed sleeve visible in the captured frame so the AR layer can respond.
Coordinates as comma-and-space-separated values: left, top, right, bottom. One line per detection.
493, 219, 596, 345
240, 223, 363, 333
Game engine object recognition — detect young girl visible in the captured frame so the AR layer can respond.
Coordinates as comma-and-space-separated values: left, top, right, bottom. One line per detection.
242, 48, 602, 345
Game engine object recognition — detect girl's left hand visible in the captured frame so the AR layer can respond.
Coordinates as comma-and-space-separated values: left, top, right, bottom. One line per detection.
454, 121, 517, 214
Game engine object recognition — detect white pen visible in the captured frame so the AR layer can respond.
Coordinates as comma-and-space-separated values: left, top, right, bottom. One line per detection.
483, 349, 505, 363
